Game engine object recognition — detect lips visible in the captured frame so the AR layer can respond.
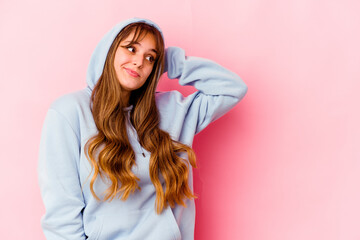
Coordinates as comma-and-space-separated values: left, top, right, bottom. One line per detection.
124, 67, 140, 77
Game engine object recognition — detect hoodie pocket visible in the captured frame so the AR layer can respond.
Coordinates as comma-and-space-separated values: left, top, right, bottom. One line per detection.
165, 208, 182, 240
95, 208, 150, 239
85, 215, 104, 240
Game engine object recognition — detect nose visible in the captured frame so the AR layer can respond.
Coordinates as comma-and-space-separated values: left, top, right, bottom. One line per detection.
132, 54, 144, 68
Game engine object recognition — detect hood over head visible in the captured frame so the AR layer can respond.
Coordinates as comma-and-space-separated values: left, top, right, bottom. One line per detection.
86, 17, 164, 91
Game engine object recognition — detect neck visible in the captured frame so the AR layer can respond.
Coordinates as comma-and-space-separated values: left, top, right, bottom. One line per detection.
121, 90, 130, 107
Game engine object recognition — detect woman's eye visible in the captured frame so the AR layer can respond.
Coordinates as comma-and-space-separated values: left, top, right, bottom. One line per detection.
127, 47, 135, 52
146, 56, 155, 62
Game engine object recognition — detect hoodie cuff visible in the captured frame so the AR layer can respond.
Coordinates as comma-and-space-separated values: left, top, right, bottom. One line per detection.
164, 46, 185, 79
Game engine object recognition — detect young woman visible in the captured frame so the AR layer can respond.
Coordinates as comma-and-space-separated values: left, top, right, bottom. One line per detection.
38, 17, 248, 240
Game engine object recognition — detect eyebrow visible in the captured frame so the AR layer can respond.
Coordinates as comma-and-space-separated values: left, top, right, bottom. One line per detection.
123, 41, 158, 55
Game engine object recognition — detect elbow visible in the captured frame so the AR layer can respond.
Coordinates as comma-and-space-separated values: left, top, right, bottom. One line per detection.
235, 79, 248, 102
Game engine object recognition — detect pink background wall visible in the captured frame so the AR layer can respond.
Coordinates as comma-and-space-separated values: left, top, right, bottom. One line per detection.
1, 0, 359, 239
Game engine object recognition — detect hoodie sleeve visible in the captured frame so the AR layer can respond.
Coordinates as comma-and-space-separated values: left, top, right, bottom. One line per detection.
38, 108, 86, 240
164, 46, 248, 134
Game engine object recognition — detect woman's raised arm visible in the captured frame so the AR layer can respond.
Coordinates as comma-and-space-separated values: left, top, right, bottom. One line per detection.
163, 46, 248, 134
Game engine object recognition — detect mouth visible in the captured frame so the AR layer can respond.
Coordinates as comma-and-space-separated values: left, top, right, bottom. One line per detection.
124, 67, 140, 77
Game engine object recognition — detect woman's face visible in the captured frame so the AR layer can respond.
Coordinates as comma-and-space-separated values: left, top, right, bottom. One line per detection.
113, 30, 158, 96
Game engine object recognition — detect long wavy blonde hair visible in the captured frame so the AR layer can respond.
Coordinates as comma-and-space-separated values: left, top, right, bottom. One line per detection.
84, 22, 197, 214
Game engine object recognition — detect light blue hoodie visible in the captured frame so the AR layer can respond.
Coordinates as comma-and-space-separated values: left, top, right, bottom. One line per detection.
38, 17, 248, 240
